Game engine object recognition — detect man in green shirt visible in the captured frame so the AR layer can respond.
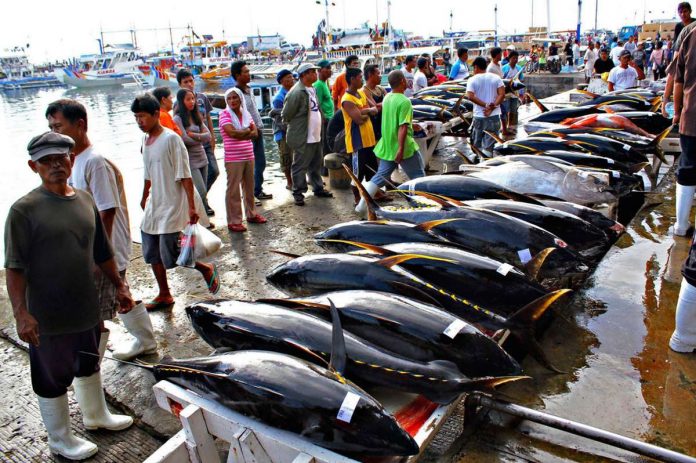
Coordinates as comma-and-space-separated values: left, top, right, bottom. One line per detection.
355, 70, 425, 214
314, 59, 334, 165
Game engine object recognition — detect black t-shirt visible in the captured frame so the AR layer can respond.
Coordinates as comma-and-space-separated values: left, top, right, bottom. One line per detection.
4, 187, 113, 335
549, 45, 559, 56
594, 58, 615, 74
327, 109, 346, 153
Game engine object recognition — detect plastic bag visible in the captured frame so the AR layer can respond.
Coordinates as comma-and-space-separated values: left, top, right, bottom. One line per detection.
176, 223, 222, 268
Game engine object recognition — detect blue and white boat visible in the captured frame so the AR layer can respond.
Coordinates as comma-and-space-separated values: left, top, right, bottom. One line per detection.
0, 47, 62, 91
54, 44, 146, 88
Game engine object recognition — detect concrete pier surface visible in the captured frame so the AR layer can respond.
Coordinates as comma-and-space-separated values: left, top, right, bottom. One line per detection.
1, 137, 694, 461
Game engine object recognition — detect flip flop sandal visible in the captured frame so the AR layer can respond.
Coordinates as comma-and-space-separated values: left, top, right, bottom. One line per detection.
206, 264, 220, 295
145, 298, 175, 311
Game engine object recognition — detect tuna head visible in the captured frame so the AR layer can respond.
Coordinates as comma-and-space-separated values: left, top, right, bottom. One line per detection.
562, 169, 617, 205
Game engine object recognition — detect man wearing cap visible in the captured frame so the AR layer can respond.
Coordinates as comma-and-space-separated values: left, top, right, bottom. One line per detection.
593, 46, 614, 74
5, 132, 135, 460
46, 99, 157, 362
282, 62, 334, 206
607, 50, 639, 91
271, 69, 295, 190
313, 59, 334, 160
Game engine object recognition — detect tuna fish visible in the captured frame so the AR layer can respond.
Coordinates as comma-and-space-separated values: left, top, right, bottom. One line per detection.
104, 351, 420, 456
467, 158, 619, 205
477, 151, 642, 174
576, 94, 659, 111
186, 301, 526, 404
261, 290, 523, 377
561, 113, 654, 137
539, 199, 625, 237
396, 174, 543, 203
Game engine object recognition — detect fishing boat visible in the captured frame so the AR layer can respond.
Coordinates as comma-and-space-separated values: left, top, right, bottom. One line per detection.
181, 40, 234, 74
143, 54, 180, 88
54, 44, 145, 88
0, 46, 62, 91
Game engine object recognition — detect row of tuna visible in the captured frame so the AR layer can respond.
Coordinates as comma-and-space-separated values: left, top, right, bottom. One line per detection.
127, 86, 669, 458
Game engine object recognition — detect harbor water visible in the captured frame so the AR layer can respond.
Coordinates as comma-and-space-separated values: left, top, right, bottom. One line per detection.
0, 84, 282, 257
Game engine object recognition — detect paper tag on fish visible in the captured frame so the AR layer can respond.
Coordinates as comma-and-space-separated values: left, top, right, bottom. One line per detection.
623, 144, 631, 151
337, 392, 361, 423
518, 248, 532, 264
607, 158, 614, 164
578, 171, 589, 179
496, 263, 514, 276
612, 171, 620, 178
443, 319, 467, 338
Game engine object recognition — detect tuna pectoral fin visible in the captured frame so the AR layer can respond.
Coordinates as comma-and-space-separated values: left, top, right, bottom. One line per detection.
317, 239, 395, 256
629, 162, 651, 174
527, 92, 549, 113
392, 281, 445, 309
578, 89, 599, 99
378, 253, 457, 268
459, 375, 531, 392
409, 191, 459, 209
497, 191, 546, 206
328, 299, 347, 376
507, 289, 572, 326
484, 130, 505, 145
270, 250, 302, 259
524, 247, 556, 281
415, 218, 460, 232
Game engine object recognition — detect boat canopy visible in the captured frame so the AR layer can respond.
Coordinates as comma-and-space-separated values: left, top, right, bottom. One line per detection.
382, 46, 443, 59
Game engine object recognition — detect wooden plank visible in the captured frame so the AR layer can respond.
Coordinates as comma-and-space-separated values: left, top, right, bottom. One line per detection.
180, 404, 221, 463
226, 429, 247, 463
239, 429, 272, 463
143, 430, 191, 463
290, 454, 315, 463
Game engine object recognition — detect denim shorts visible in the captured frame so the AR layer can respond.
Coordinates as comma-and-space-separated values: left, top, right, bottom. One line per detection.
141, 231, 181, 269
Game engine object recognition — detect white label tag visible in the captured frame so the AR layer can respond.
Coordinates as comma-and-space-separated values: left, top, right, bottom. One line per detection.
443, 319, 467, 338
623, 144, 631, 151
607, 158, 614, 164
612, 171, 620, 178
337, 392, 361, 423
578, 171, 589, 179
518, 248, 532, 264
496, 263, 514, 276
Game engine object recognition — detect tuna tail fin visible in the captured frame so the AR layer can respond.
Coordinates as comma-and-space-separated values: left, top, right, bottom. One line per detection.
328, 298, 347, 376
343, 164, 380, 220
80, 351, 155, 371
484, 130, 505, 145
527, 92, 549, 113
647, 125, 673, 165
505, 289, 573, 373
270, 250, 302, 259
524, 247, 556, 281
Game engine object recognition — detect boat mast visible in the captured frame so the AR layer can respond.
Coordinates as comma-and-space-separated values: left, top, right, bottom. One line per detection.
576, 0, 582, 40
494, 4, 499, 46
595, 0, 599, 33
531, 0, 534, 28
169, 23, 174, 57
546, 0, 551, 35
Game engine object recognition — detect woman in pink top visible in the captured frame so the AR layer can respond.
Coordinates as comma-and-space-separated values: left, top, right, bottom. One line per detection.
220, 87, 267, 232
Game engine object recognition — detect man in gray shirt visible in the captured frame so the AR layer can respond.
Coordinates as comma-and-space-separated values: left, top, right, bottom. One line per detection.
232, 61, 273, 202
5, 132, 135, 460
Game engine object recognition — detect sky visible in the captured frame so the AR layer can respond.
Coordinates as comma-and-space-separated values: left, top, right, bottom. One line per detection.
1, 0, 683, 63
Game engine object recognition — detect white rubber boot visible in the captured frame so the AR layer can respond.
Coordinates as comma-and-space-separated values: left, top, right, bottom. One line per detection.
354, 181, 380, 215
112, 303, 157, 361
73, 372, 133, 431
674, 183, 696, 236
97, 329, 109, 362
37, 394, 98, 460
670, 279, 696, 353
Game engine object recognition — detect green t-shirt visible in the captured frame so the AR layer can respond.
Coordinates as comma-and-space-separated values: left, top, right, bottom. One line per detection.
374, 92, 419, 161
313, 79, 334, 120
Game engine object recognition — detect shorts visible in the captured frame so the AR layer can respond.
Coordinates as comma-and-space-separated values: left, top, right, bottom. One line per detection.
95, 269, 127, 321
30, 325, 100, 398
677, 134, 696, 186
277, 138, 293, 171
141, 231, 181, 269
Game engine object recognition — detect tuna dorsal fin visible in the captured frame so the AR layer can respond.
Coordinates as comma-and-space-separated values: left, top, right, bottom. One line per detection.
508, 289, 572, 326
484, 130, 505, 145
415, 218, 459, 232
531, 130, 566, 139
429, 192, 466, 207
629, 162, 650, 174
317, 239, 394, 256
527, 92, 548, 113
516, 157, 567, 175
377, 253, 456, 268
467, 140, 493, 160
525, 247, 556, 281
455, 148, 473, 164
458, 375, 531, 391
271, 250, 301, 259
342, 164, 379, 220
328, 298, 347, 377
647, 125, 673, 165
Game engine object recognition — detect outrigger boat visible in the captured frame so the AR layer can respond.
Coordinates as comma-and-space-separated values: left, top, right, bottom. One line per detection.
0, 46, 62, 91
54, 44, 145, 88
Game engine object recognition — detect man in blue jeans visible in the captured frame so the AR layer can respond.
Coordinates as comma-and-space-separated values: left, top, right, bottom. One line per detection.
355, 70, 425, 214
231, 61, 272, 202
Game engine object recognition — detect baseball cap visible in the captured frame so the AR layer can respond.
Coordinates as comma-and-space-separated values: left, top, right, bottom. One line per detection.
316, 59, 332, 68
27, 132, 74, 162
296, 62, 320, 76
619, 49, 632, 58
276, 69, 293, 83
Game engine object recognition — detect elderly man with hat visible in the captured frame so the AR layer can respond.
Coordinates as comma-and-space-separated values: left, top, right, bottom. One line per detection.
271, 68, 296, 190
607, 49, 639, 91
282, 62, 334, 206
5, 132, 135, 460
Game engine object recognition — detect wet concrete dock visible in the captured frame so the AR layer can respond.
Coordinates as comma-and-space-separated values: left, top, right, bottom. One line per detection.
1, 115, 694, 462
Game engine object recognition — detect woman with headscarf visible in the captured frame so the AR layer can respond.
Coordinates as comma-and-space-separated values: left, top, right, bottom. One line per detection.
219, 87, 267, 232
173, 88, 213, 219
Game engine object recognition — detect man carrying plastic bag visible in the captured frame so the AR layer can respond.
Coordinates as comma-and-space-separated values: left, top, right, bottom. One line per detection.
132, 94, 221, 311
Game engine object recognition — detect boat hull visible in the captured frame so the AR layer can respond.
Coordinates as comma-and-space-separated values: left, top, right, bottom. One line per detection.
54, 68, 139, 88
